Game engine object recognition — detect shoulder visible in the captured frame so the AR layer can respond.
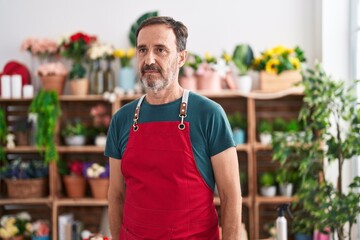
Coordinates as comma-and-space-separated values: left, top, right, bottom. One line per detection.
112, 98, 141, 121
188, 92, 221, 111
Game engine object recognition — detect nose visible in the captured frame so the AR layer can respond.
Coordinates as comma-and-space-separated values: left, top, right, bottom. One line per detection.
144, 51, 156, 65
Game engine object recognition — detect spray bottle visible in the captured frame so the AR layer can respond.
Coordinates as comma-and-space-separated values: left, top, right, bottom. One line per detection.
276, 203, 292, 240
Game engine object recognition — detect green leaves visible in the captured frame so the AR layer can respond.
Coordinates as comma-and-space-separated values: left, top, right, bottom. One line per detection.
129, 11, 158, 47
232, 44, 254, 75
29, 90, 61, 163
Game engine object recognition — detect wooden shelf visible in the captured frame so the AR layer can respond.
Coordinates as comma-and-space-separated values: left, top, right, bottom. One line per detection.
236, 144, 251, 152
254, 142, 272, 151
5, 146, 39, 153
0, 197, 52, 205
59, 95, 106, 101
57, 146, 105, 153
55, 198, 108, 206
255, 195, 297, 204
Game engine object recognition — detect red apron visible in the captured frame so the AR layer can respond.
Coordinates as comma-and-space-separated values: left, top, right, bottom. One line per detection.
119, 90, 219, 240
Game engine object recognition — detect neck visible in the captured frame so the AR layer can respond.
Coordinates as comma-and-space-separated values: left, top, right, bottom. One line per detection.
145, 84, 184, 105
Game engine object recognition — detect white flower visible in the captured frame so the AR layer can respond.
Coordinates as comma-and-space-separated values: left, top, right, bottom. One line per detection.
87, 163, 106, 178
16, 212, 31, 221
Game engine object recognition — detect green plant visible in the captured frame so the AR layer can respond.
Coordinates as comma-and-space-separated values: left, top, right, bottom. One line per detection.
0, 108, 7, 163
232, 44, 254, 76
285, 119, 301, 132
129, 11, 158, 47
227, 112, 247, 130
61, 119, 88, 137
272, 117, 287, 132
272, 63, 360, 239
252, 45, 306, 74
275, 168, 298, 185
259, 172, 275, 187
29, 90, 61, 163
258, 119, 273, 133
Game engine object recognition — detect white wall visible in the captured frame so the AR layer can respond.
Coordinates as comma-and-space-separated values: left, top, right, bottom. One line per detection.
0, 0, 317, 69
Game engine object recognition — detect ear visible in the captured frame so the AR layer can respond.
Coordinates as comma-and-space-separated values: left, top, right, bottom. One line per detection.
178, 50, 188, 68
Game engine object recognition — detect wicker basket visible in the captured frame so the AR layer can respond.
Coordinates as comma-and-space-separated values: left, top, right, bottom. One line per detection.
5, 178, 48, 198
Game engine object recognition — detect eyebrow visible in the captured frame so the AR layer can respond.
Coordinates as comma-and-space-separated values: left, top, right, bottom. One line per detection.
136, 44, 170, 51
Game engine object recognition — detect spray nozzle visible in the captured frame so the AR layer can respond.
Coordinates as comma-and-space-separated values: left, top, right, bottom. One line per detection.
277, 204, 292, 218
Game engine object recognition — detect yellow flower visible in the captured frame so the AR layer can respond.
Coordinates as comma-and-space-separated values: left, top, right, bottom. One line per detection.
265, 58, 280, 74
290, 57, 301, 69
264, 49, 274, 57
272, 45, 286, 55
285, 48, 294, 55
252, 57, 262, 68
113, 49, 125, 58
221, 52, 232, 64
126, 48, 136, 58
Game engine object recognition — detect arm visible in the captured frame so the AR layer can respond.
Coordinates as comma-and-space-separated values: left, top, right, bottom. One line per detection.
211, 146, 242, 240
108, 157, 126, 240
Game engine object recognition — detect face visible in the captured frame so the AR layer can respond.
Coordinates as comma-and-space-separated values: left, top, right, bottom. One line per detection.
136, 24, 187, 93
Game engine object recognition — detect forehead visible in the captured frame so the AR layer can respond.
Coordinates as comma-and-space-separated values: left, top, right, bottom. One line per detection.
137, 24, 177, 49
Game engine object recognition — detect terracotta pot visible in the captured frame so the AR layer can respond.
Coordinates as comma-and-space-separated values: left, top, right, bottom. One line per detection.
88, 178, 109, 199
196, 70, 222, 91
179, 75, 197, 91
3, 235, 24, 240
69, 78, 89, 95
63, 175, 86, 198
40, 75, 66, 95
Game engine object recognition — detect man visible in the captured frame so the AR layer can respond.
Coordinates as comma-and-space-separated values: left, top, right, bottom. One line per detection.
105, 16, 242, 240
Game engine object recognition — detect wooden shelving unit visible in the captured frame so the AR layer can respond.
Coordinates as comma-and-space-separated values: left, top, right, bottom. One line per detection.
0, 88, 304, 240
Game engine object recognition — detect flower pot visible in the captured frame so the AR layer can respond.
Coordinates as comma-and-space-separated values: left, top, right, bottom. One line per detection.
63, 175, 86, 198
31, 236, 50, 240
313, 229, 331, 240
232, 129, 245, 145
234, 75, 252, 93
95, 135, 107, 146
279, 183, 294, 197
118, 67, 136, 91
3, 236, 24, 240
179, 75, 197, 91
5, 178, 48, 198
69, 78, 89, 95
196, 70, 222, 91
259, 133, 272, 145
294, 233, 312, 240
65, 135, 86, 146
40, 75, 66, 95
260, 185, 276, 197
88, 178, 109, 199
259, 70, 302, 92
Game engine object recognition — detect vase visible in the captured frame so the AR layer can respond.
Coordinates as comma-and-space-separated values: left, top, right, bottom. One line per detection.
259, 70, 302, 92
118, 67, 136, 91
234, 75, 252, 93
31, 236, 50, 240
40, 75, 66, 95
88, 178, 109, 199
103, 59, 115, 93
196, 69, 222, 91
232, 129, 245, 145
63, 175, 86, 198
89, 60, 104, 95
69, 78, 89, 95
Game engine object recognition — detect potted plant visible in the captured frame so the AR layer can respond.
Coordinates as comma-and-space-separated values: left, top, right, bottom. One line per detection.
29, 219, 50, 240
29, 90, 61, 163
59, 32, 97, 95
0, 159, 49, 198
252, 45, 306, 92
0, 212, 32, 240
227, 112, 247, 145
272, 64, 360, 239
113, 48, 136, 92
258, 119, 273, 145
232, 44, 254, 92
259, 171, 276, 197
61, 119, 88, 146
58, 160, 86, 198
275, 168, 298, 197
0, 108, 7, 163
85, 162, 110, 199
36, 62, 68, 95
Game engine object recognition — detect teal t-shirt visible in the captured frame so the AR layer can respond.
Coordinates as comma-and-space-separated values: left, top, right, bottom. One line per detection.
104, 91, 235, 190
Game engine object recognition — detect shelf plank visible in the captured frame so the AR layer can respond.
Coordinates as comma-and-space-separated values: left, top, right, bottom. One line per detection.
256, 196, 297, 204
236, 144, 251, 152
0, 197, 52, 205
254, 142, 272, 151
214, 196, 251, 207
57, 146, 105, 153
5, 146, 39, 153
59, 95, 106, 101
55, 198, 108, 206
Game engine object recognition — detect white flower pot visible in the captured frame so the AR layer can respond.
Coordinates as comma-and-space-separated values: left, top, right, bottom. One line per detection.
95, 135, 107, 146
235, 75, 252, 93
260, 133, 272, 145
65, 135, 86, 146
279, 183, 294, 197
260, 185, 276, 197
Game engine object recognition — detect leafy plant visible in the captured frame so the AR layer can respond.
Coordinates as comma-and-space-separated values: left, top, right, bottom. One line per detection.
232, 44, 254, 76
285, 119, 301, 132
275, 168, 298, 185
272, 117, 287, 132
61, 119, 88, 137
258, 119, 273, 133
29, 90, 61, 163
272, 63, 360, 239
129, 11, 158, 47
0, 108, 7, 163
259, 172, 275, 187
227, 112, 247, 130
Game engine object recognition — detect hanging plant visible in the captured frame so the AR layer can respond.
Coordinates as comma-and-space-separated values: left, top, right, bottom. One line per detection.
128, 11, 158, 47
0, 108, 7, 163
29, 90, 61, 163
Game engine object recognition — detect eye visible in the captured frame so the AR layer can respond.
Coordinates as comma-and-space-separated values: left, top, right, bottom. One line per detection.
156, 47, 166, 54
137, 48, 147, 55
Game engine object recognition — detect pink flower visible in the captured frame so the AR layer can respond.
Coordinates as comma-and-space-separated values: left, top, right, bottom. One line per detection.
36, 62, 68, 76
21, 37, 59, 56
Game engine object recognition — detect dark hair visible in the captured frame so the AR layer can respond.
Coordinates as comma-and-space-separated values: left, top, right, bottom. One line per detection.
136, 16, 188, 52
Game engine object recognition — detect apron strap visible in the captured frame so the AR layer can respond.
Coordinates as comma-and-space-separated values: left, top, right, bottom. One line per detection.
132, 95, 146, 131
178, 90, 190, 130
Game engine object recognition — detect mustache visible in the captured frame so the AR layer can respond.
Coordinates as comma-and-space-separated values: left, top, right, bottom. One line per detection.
142, 64, 161, 74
